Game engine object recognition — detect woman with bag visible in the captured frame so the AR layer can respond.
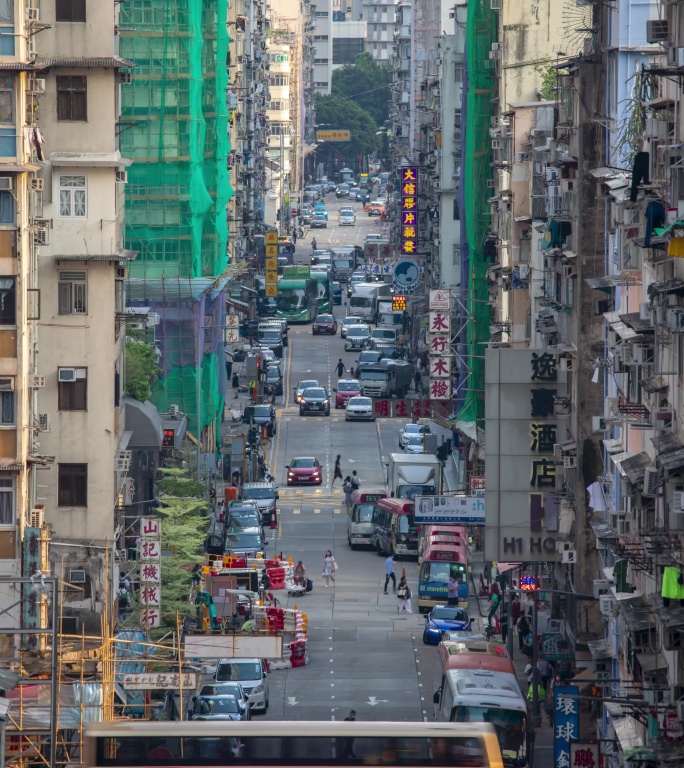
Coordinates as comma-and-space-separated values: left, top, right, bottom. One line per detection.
323, 549, 337, 587
397, 576, 412, 613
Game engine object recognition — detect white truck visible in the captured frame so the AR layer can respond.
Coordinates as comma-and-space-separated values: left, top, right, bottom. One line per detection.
349, 282, 392, 323
387, 453, 442, 500
376, 298, 406, 331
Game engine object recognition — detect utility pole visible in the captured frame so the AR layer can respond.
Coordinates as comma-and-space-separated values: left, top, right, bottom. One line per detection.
279, 132, 285, 237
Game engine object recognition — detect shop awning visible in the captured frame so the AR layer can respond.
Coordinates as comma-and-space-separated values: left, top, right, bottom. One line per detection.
587, 638, 612, 660
640, 375, 668, 394
636, 650, 667, 674
610, 450, 651, 484
620, 595, 654, 632
123, 398, 163, 451
659, 447, 684, 472
613, 716, 645, 758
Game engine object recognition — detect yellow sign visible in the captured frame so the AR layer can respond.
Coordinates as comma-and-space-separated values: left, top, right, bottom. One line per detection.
265, 285, 278, 297
265, 232, 278, 245
265, 256, 278, 271
266, 245, 278, 257
265, 270, 278, 284
316, 129, 351, 142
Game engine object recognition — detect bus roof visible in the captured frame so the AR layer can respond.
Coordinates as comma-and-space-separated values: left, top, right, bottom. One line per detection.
422, 542, 467, 563
439, 640, 509, 661
444, 668, 526, 709
423, 525, 467, 537
350, 488, 387, 504
439, 647, 516, 676
277, 277, 315, 288
428, 535, 468, 553
375, 497, 414, 514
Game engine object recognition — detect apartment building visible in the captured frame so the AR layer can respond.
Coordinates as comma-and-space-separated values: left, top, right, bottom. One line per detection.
312, 0, 333, 93
363, 0, 395, 62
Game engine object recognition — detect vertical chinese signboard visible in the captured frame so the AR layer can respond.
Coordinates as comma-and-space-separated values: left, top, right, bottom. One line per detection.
428, 290, 452, 400
139, 517, 161, 628
553, 686, 580, 768
570, 743, 599, 768
484, 348, 568, 562
265, 231, 278, 298
401, 167, 418, 256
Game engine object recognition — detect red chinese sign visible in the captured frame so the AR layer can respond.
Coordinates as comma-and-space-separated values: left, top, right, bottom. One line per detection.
371, 399, 449, 418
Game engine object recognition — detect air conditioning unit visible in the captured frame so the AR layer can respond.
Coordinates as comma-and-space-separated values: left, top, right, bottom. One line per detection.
605, 397, 618, 418
486, 179, 496, 188
516, 152, 530, 163
646, 19, 669, 43
32, 78, 46, 94
599, 595, 616, 617
593, 579, 611, 599
58, 368, 77, 383
115, 170, 128, 184
594, 658, 610, 678
561, 549, 577, 564
633, 344, 654, 365
69, 569, 87, 584
518, 264, 530, 279
0, 178, 12, 191
169, 404, 180, 417
563, 455, 577, 469
29, 178, 43, 192
29, 507, 43, 528
115, 451, 132, 472
38, 413, 49, 432
115, 549, 128, 563
666, 308, 684, 332
28, 375, 45, 388
490, 0, 500, 9
491, 139, 502, 150
664, 626, 683, 650
34, 227, 48, 246
592, 416, 607, 432
119, 72, 133, 85
26, 7, 39, 21
653, 409, 675, 432
672, 490, 684, 513
643, 466, 659, 498
639, 302, 651, 321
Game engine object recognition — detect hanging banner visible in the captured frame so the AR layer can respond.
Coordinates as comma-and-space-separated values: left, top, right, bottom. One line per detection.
400, 167, 418, 259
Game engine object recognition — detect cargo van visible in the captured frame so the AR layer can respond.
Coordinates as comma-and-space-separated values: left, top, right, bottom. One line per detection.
214, 658, 269, 712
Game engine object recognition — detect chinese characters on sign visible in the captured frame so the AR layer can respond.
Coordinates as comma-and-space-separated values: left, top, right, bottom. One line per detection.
401, 167, 418, 256
569, 743, 599, 768
553, 686, 579, 768
427, 293, 452, 400
122, 672, 196, 691
370, 398, 448, 419
485, 349, 567, 562
265, 232, 278, 298
140, 516, 162, 628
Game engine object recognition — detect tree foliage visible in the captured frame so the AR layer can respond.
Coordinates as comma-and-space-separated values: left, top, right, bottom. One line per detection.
124, 329, 162, 402
331, 53, 391, 127
315, 93, 379, 159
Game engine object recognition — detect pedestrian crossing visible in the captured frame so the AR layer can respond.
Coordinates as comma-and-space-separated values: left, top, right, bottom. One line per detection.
278, 487, 344, 499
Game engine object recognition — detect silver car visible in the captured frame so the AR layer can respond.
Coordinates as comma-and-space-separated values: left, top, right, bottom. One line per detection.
404, 434, 426, 454
341, 315, 364, 338
198, 683, 251, 719
339, 211, 356, 226
399, 422, 432, 449
345, 396, 375, 422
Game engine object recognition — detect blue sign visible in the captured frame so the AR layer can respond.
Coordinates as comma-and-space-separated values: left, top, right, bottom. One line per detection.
553, 685, 579, 768
392, 259, 420, 290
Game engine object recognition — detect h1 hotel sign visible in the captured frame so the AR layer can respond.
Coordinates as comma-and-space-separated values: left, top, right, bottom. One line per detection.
484, 348, 568, 562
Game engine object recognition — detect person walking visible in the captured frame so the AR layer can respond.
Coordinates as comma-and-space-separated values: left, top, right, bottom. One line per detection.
332, 455, 343, 488
350, 470, 361, 491
336, 358, 346, 378
500, 603, 509, 645
342, 476, 353, 509
447, 574, 460, 606
384, 554, 396, 594
323, 549, 336, 587
517, 611, 531, 651
311, 237, 317, 251
397, 576, 412, 613
292, 228, 297, 245
487, 583, 501, 629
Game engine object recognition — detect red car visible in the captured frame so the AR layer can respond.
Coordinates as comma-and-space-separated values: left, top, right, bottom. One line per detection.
286, 457, 323, 486
333, 378, 361, 408
312, 314, 338, 335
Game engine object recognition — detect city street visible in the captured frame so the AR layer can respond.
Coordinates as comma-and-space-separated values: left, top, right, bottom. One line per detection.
254, 196, 491, 724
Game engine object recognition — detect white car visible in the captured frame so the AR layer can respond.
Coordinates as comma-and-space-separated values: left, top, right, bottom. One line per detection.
365, 233, 383, 243
399, 422, 431, 449
341, 315, 364, 338
344, 324, 371, 350
214, 658, 269, 712
345, 396, 375, 421
339, 211, 356, 226
404, 434, 426, 454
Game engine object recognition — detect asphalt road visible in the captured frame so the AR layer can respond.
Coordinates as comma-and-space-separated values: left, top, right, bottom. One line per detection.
257, 194, 491, 723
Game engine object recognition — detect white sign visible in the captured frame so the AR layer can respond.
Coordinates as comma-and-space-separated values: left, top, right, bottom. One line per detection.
429, 289, 451, 311
428, 311, 450, 335
141, 607, 161, 628
122, 672, 196, 691
415, 495, 486, 524
428, 334, 449, 355
140, 585, 161, 606
428, 356, 451, 378
140, 539, 161, 561
184, 634, 284, 660
140, 517, 161, 538
227, 314, 240, 328
226, 329, 240, 343
140, 562, 161, 584
124, 477, 135, 506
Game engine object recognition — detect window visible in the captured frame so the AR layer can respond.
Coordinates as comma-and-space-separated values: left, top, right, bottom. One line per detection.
0, 191, 13, 224
315, 82, 329, 88
58, 271, 87, 313
454, 64, 464, 83
56, 76, 87, 121
333, 38, 364, 65
0, 277, 15, 324
0, 377, 13, 426
314, 58, 329, 64
59, 176, 87, 218
0, 76, 12, 124
269, 75, 288, 87
0, 479, 14, 526
269, 123, 289, 136
58, 463, 87, 507
56, 0, 86, 22
58, 368, 87, 411
314, 35, 329, 41
268, 100, 286, 111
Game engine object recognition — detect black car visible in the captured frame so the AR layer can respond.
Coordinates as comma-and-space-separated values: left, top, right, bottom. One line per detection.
299, 387, 331, 416
332, 281, 342, 305
265, 365, 284, 396
242, 404, 277, 436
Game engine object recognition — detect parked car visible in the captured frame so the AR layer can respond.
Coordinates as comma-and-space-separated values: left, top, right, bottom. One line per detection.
311, 213, 327, 229
224, 526, 266, 558
333, 379, 361, 408
286, 456, 323, 485
241, 482, 278, 527
265, 364, 283, 396
341, 315, 364, 338
242, 404, 277, 436
188, 695, 245, 721
423, 606, 472, 645
214, 658, 269, 712
226, 500, 262, 529
399, 422, 431, 449
365, 233, 384, 243
299, 387, 331, 416
295, 379, 320, 403
404, 434, 426, 454
345, 396, 375, 422
198, 683, 250, 719
312, 314, 338, 335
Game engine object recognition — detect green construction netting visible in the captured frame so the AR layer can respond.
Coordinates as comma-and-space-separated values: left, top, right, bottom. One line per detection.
119, 0, 233, 439
459, 0, 495, 427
